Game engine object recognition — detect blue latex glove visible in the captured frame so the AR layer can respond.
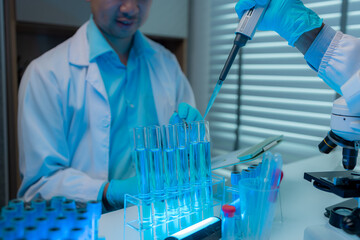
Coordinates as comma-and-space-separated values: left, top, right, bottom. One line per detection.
169, 102, 203, 124
235, 0, 323, 46
105, 176, 138, 210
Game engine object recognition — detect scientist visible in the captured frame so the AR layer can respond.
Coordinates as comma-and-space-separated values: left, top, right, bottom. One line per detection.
17, 0, 202, 211
236, 0, 360, 113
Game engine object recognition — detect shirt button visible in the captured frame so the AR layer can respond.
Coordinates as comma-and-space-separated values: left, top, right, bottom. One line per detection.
129, 104, 134, 108
102, 119, 109, 127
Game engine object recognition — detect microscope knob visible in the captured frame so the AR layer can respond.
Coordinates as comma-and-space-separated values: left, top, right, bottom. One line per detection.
341, 208, 360, 235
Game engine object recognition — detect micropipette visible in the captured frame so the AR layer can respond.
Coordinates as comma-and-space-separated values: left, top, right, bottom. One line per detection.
203, 3, 270, 119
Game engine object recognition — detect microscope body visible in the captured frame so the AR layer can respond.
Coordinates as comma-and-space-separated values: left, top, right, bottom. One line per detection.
319, 97, 360, 170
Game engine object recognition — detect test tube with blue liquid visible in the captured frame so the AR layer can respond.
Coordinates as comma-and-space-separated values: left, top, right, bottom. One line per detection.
175, 123, 192, 228
162, 125, 180, 220
189, 122, 203, 212
163, 124, 183, 235
199, 121, 213, 218
189, 121, 213, 220
147, 125, 167, 224
133, 127, 153, 227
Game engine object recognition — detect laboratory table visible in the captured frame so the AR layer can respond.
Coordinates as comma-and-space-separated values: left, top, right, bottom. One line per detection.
99, 149, 358, 240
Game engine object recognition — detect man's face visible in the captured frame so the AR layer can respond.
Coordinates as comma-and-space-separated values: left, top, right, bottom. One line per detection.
90, 0, 152, 40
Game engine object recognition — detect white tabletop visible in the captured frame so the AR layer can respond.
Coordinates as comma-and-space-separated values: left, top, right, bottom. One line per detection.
99, 149, 358, 240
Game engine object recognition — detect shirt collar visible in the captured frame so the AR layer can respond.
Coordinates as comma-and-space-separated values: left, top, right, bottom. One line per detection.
87, 16, 114, 62
87, 17, 155, 62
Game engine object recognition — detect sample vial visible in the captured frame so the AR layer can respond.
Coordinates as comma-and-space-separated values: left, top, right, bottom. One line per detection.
221, 205, 236, 240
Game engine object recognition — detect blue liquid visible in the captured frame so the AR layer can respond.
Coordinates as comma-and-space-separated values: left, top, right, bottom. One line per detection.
149, 149, 164, 192
164, 149, 177, 189
149, 148, 166, 223
199, 142, 211, 182
179, 187, 192, 215
135, 148, 153, 226
189, 143, 201, 184
176, 147, 190, 187
204, 80, 223, 119
134, 148, 151, 196
190, 142, 211, 183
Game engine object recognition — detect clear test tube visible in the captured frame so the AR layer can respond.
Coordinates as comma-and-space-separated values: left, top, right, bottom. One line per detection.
189, 121, 212, 214
189, 122, 202, 186
132, 127, 152, 226
147, 125, 167, 223
188, 122, 202, 213
175, 123, 192, 229
162, 124, 180, 220
198, 120, 213, 218
197, 120, 212, 183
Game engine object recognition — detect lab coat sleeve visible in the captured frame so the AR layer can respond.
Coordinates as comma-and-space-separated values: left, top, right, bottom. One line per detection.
318, 32, 360, 114
18, 60, 105, 202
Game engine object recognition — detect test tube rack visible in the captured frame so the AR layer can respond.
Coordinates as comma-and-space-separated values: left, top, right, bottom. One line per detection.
124, 174, 225, 240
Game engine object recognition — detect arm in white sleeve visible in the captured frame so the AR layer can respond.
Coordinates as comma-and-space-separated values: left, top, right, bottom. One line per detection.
18, 61, 105, 202
304, 25, 360, 113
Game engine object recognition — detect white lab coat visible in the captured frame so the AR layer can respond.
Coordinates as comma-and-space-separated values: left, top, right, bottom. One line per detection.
17, 22, 195, 202
318, 31, 360, 114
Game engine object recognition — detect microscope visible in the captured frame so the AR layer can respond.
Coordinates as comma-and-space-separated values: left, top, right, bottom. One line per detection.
304, 97, 360, 236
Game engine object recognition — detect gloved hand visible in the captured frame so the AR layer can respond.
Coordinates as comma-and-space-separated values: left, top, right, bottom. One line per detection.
235, 0, 323, 46
169, 102, 203, 124
105, 176, 138, 210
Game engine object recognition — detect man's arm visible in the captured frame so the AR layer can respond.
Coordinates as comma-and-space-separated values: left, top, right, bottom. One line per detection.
17, 61, 105, 202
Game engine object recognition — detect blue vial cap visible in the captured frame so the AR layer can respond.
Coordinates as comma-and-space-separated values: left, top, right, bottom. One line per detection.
230, 171, 241, 186
47, 227, 62, 240
2, 206, 17, 221
86, 200, 102, 219
62, 199, 76, 211
55, 216, 71, 236
0, 215, 5, 228
2, 226, 16, 240
23, 207, 36, 227
31, 198, 47, 216
50, 196, 66, 212
11, 216, 25, 238
68, 227, 87, 239
241, 169, 251, 179
8, 199, 24, 216
44, 207, 57, 227
24, 226, 38, 239
35, 216, 48, 239
63, 208, 76, 223
74, 216, 89, 229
